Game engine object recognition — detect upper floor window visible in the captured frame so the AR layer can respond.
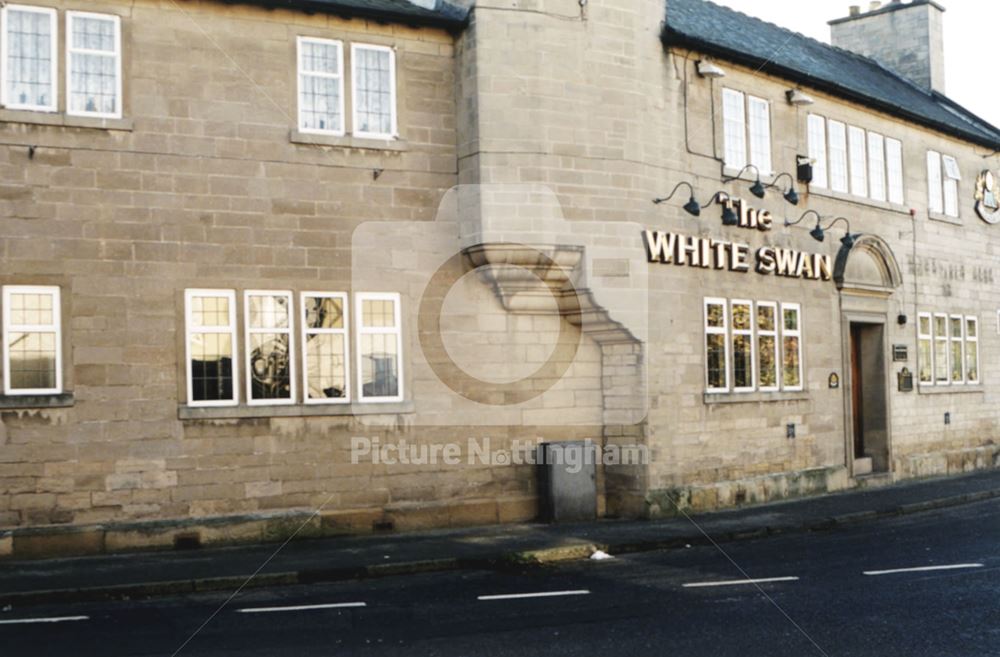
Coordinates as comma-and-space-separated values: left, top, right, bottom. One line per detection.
66, 11, 122, 118
2, 285, 62, 395
352, 44, 396, 139
722, 89, 771, 174
297, 36, 344, 135
927, 151, 961, 217
1, 4, 57, 112
808, 114, 904, 205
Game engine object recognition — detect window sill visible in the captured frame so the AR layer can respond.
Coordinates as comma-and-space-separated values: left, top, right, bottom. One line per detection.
178, 400, 415, 420
806, 185, 910, 215
917, 384, 983, 395
0, 108, 133, 131
704, 390, 810, 405
928, 210, 962, 225
0, 393, 74, 410
289, 129, 407, 152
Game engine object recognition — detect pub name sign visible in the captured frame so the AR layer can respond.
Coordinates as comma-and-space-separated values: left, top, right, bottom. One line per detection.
643, 194, 833, 281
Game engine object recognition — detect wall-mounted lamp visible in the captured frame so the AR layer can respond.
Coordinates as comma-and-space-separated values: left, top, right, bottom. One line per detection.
723, 164, 766, 199
696, 60, 726, 79
653, 181, 701, 216
786, 89, 815, 106
770, 172, 799, 205
820, 216, 857, 247
786, 211, 857, 246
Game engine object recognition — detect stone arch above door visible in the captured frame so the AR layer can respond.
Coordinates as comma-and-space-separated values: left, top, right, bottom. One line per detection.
834, 234, 903, 293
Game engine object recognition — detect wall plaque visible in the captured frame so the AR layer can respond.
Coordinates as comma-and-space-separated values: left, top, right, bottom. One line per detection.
892, 344, 908, 362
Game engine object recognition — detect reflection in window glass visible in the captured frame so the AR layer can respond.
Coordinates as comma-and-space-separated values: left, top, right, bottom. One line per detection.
934, 315, 948, 383
303, 294, 348, 402
186, 291, 236, 404
950, 316, 964, 383
966, 318, 979, 383
732, 302, 752, 389
246, 293, 293, 403
757, 304, 777, 389
4, 286, 61, 394
358, 294, 402, 401
917, 314, 932, 384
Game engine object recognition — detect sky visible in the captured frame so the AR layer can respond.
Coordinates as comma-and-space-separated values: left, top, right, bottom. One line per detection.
708, 0, 1000, 128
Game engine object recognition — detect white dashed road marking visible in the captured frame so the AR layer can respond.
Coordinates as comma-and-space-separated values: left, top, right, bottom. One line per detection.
236, 602, 367, 614
682, 576, 800, 588
477, 590, 591, 601
863, 563, 984, 576
0, 616, 89, 625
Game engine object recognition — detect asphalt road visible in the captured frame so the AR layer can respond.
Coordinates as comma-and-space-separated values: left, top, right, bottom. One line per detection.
3, 497, 1000, 657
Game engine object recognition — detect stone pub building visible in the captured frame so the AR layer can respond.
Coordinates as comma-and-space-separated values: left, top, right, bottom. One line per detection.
1, 0, 1000, 557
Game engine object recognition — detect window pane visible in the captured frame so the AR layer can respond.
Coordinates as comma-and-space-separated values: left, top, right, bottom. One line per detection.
747, 96, 771, 174
950, 340, 963, 382
191, 296, 230, 327
304, 296, 344, 329
305, 333, 346, 399
886, 138, 904, 204
362, 299, 395, 327
783, 307, 799, 331
966, 341, 978, 383
965, 318, 977, 338
706, 333, 726, 389
301, 39, 339, 74
918, 314, 931, 336
248, 295, 289, 329
918, 338, 932, 383
361, 333, 399, 397
848, 126, 867, 197
927, 151, 943, 213
69, 51, 117, 115
943, 179, 959, 217
807, 114, 828, 188
868, 132, 886, 201
732, 303, 751, 330
757, 305, 775, 331
189, 332, 233, 402
354, 47, 393, 136
5, 9, 54, 108
9, 292, 54, 326
7, 331, 57, 390
782, 336, 800, 388
732, 334, 752, 388
706, 303, 725, 329
722, 89, 746, 170
758, 335, 777, 388
828, 121, 849, 193
249, 332, 291, 400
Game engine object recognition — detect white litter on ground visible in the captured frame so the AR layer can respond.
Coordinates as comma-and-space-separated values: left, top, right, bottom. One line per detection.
589, 550, 614, 561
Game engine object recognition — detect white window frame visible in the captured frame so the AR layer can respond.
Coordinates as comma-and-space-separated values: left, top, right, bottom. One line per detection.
966, 316, 980, 385
781, 302, 803, 392
949, 314, 965, 385
730, 299, 755, 393
886, 137, 904, 205
184, 288, 238, 407
941, 154, 961, 217
355, 292, 403, 403
301, 291, 350, 405
848, 125, 868, 198
756, 301, 780, 392
65, 11, 122, 119
807, 114, 828, 189
721, 88, 747, 171
746, 95, 772, 175
351, 43, 397, 140
2, 285, 61, 395
296, 36, 345, 136
704, 298, 730, 393
927, 150, 944, 214
917, 312, 933, 385
1, 4, 58, 112
933, 312, 950, 385
828, 120, 849, 194
867, 132, 887, 202
244, 290, 296, 406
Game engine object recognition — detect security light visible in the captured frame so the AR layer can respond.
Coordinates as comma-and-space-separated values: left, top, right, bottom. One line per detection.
696, 60, 726, 79
786, 89, 815, 106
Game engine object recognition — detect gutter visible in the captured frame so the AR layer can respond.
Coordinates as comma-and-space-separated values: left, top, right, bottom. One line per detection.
661, 27, 1000, 152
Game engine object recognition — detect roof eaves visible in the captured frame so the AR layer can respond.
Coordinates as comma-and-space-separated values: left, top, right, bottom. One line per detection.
661, 26, 1000, 152
218, 0, 470, 30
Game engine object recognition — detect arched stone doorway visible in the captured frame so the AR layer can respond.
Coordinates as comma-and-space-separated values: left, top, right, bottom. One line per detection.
834, 235, 902, 478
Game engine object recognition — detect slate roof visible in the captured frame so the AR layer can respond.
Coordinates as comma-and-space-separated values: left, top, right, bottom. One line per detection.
662, 0, 1000, 150
224, 0, 468, 29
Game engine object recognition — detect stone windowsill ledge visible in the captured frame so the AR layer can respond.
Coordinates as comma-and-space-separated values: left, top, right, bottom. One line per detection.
178, 401, 415, 420
917, 384, 984, 395
704, 390, 810, 405
0, 109, 133, 131
927, 210, 962, 226
289, 129, 407, 151
0, 393, 74, 410
806, 185, 911, 215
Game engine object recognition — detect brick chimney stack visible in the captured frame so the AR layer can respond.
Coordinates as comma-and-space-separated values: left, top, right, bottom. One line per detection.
829, 0, 946, 94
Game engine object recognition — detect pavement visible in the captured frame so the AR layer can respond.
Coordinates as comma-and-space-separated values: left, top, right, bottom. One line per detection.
2, 468, 1000, 606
